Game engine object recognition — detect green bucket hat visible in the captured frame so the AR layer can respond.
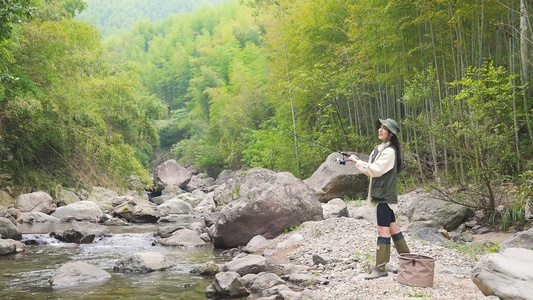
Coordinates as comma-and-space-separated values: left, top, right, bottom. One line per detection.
378, 118, 400, 136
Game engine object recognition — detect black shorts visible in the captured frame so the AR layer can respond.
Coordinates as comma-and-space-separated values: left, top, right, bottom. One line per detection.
376, 203, 396, 227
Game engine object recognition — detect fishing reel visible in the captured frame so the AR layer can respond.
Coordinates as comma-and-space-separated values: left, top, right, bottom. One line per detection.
335, 152, 351, 165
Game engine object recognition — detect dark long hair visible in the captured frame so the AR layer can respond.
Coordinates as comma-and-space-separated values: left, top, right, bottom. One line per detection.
390, 134, 402, 171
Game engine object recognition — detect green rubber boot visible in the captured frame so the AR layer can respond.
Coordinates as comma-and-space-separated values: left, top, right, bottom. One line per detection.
392, 232, 410, 254
365, 236, 390, 280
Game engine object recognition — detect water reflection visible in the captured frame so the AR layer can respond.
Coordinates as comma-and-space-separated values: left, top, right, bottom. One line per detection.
0, 217, 219, 300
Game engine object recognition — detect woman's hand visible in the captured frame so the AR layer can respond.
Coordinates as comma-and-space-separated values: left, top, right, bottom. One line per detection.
349, 154, 359, 163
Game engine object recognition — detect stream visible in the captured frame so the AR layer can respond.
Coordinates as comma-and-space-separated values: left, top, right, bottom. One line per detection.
0, 217, 227, 299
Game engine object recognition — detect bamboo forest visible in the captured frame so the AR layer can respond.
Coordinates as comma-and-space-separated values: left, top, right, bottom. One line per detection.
1, 0, 532, 227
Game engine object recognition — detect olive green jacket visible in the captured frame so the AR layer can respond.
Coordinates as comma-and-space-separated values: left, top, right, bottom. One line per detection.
370, 144, 398, 204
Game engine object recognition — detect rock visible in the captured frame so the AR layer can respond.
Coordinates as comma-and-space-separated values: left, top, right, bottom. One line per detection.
215, 170, 235, 185
277, 233, 304, 249
281, 264, 308, 275
321, 198, 348, 218
0, 207, 20, 221
210, 168, 323, 248
114, 252, 174, 273
104, 217, 130, 226
249, 272, 284, 292
56, 189, 80, 207
399, 189, 473, 231
471, 248, 533, 299
156, 225, 185, 238
15, 191, 55, 214
313, 253, 331, 266
86, 187, 119, 212
261, 284, 293, 298
50, 261, 111, 287
51, 201, 103, 221
155, 184, 186, 203
303, 152, 369, 202
153, 159, 192, 190
190, 261, 220, 276
244, 235, 269, 253
113, 196, 160, 223
402, 219, 443, 234
206, 271, 250, 299
0, 239, 25, 256
158, 228, 207, 247
18, 212, 61, 223
188, 221, 206, 235
50, 222, 110, 244
193, 195, 216, 214
288, 273, 312, 287
157, 198, 193, 215
184, 173, 215, 192
0, 217, 22, 240
223, 254, 267, 276
413, 227, 449, 244
175, 193, 200, 207
350, 204, 377, 224
501, 227, 533, 249
239, 273, 257, 289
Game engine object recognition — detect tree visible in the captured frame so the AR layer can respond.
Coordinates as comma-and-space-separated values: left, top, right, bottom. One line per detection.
431, 62, 522, 212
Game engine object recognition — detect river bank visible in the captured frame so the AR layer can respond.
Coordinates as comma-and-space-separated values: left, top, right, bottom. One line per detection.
256, 203, 505, 300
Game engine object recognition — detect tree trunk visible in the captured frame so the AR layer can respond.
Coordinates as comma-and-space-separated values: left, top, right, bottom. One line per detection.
520, 0, 533, 145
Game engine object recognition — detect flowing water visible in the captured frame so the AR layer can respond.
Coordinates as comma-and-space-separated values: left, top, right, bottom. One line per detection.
0, 217, 228, 300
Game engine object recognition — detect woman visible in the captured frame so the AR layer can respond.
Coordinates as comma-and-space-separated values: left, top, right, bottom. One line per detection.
348, 118, 410, 280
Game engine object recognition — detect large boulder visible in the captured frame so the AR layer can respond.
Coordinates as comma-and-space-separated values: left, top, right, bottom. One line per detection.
50, 261, 111, 287
210, 168, 323, 249
15, 191, 55, 214
304, 152, 369, 202
501, 227, 533, 249
51, 201, 103, 221
114, 252, 174, 273
399, 189, 473, 231
86, 187, 119, 212
50, 222, 110, 244
113, 196, 160, 223
153, 159, 192, 190
0, 217, 22, 240
471, 248, 533, 299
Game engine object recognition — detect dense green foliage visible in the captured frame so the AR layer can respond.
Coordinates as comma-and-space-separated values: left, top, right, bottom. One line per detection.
0, 0, 165, 192
76, 0, 228, 36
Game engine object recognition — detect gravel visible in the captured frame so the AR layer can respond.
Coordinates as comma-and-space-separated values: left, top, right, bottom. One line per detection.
258, 203, 490, 300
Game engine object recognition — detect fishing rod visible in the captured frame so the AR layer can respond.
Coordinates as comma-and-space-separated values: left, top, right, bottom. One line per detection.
235, 113, 352, 165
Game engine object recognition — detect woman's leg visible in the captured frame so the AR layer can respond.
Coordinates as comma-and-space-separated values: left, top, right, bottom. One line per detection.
366, 204, 392, 280
390, 221, 410, 254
